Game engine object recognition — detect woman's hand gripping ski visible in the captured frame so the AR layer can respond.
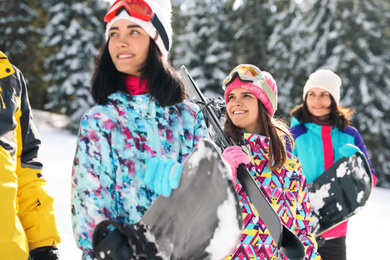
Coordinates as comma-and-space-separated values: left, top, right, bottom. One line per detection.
140, 158, 183, 197
221, 146, 251, 186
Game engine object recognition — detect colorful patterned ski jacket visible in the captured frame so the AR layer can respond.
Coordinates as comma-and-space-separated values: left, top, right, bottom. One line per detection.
289, 116, 377, 239
225, 133, 321, 260
0, 51, 60, 259
71, 91, 209, 259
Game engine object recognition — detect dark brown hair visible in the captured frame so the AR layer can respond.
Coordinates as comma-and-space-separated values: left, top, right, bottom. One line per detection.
91, 39, 186, 106
224, 101, 294, 171
290, 94, 354, 130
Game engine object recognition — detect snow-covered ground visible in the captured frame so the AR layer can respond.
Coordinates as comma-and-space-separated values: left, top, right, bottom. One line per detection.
33, 109, 390, 259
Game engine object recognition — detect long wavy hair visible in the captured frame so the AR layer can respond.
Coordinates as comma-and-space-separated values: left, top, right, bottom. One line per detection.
91, 39, 186, 106
290, 94, 354, 130
224, 101, 294, 171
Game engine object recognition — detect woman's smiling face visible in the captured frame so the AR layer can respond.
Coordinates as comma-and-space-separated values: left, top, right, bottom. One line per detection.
306, 87, 332, 121
108, 19, 150, 77
226, 88, 261, 134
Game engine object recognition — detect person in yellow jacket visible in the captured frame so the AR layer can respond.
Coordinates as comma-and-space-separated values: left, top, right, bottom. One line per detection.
0, 51, 61, 259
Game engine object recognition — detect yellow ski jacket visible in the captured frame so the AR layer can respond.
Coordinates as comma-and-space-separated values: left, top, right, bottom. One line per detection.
0, 51, 60, 259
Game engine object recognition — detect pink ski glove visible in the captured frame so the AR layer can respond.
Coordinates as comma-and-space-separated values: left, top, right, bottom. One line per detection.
221, 146, 251, 185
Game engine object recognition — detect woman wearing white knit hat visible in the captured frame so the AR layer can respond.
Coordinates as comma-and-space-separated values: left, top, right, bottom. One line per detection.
71, 1, 209, 259
289, 69, 377, 260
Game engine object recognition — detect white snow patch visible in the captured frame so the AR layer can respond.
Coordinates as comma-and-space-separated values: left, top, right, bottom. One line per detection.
336, 162, 349, 178
353, 157, 370, 182
336, 202, 343, 211
352, 205, 363, 215
356, 191, 365, 204
138, 223, 170, 260
205, 189, 241, 259
187, 140, 206, 166
309, 183, 331, 213
187, 140, 216, 176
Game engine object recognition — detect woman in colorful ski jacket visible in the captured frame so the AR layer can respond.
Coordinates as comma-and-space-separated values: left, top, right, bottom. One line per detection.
289, 69, 377, 260
0, 51, 61, 259
71, 0, 208, 259
221, 64, 320, 260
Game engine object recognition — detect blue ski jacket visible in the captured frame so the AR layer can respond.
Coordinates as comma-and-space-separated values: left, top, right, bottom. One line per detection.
289, 116, 377, 239
71, 91, 209, 259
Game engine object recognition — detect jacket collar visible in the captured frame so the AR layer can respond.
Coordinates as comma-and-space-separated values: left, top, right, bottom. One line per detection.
0, 51, 15, 79
242, 132, 270, 157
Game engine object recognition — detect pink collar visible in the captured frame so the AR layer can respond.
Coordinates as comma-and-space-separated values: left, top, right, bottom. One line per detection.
124, 75, 148, 95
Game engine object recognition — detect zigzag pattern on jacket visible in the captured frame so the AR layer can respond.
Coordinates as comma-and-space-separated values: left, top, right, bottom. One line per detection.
225, 133, 320, 260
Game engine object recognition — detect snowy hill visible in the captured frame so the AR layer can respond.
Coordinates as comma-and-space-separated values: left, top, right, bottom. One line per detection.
32, 109, 390, 259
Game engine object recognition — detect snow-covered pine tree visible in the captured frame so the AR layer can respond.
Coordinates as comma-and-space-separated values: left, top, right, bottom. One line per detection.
227, 0, 269, 68
296, 0, 390, 186
0, 1, 40, 71
169, 0, 186, 65
171, 0, 235, 96
0, 0, 49, 109
41, 0, 108, 132
265, 0, 309, 119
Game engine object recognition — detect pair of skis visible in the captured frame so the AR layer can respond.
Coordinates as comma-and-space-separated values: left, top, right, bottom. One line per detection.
179, 65, 305, 260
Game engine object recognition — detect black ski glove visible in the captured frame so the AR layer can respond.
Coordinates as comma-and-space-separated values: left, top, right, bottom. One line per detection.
29, 246, 59, 260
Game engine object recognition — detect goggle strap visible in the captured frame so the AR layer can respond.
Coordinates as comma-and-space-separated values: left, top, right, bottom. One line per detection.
224, 72, 253, 88
261, 79, 277, 114
151, 14, 169, 51
117, 6, 129, 18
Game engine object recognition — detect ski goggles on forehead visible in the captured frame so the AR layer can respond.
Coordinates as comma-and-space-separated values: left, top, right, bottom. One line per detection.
222, 64, 277, 112
104, 0, 153, 23
222, 64, 265, 90
104, 0, 170, 52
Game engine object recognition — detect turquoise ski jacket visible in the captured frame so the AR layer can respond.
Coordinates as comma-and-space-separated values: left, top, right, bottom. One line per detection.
71, 91, 209, 259
289, 116, 377, 239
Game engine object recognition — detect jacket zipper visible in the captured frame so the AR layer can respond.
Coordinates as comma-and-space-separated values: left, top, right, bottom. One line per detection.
149, 99, 162, 157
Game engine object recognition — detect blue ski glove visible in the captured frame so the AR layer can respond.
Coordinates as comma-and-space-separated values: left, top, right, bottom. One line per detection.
141, 158, 182, 197
339, 144, 360, 157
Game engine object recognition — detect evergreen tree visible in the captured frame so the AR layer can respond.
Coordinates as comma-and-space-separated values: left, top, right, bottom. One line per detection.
170, 0, 187, 66
227, 0, 271, 68
265, 0, 308, 119
171, 0, 235, 96
41, 0, 108, 132
296, 0, 390, 186
0, 0, 49, 109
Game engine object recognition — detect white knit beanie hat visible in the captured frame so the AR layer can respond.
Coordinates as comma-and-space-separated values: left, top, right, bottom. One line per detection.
105, 0, 173, 59
303, 69, 342, 105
